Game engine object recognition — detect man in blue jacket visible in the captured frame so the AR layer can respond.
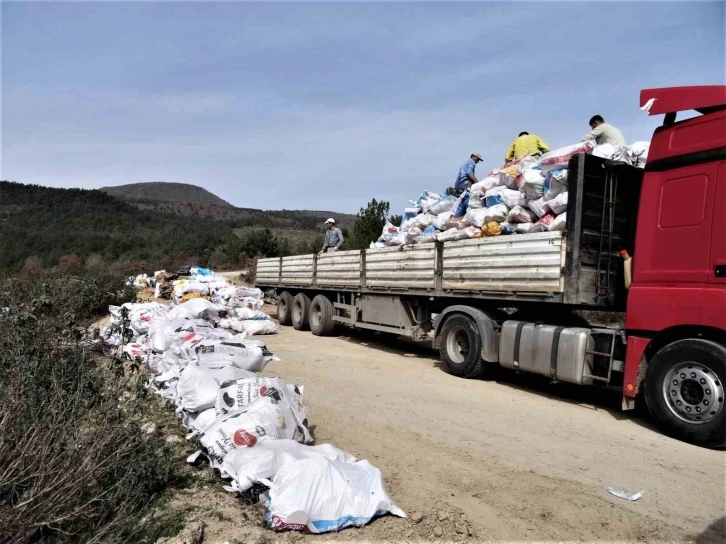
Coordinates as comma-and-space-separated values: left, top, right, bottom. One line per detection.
454, 152, 483, 194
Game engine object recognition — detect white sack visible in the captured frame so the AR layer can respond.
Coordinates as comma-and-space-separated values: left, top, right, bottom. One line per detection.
233, 297, 265, 311
222, 440, 357, 493
426, 195, 457, 216
377, 221, 399, 244
531, 212, 557, 233
236, 287, 263, 300
432, 211, 452, 231
543, 169, 568, 201
469, 178, 501, 209
484, 204, 509, 223
463, 208, 488, 228
168, 298, 228, 321
506, 205, 537, 224
591, 143, 617, 159
543, 191, 568, 215
515, 222, 535, 234
177, 364, 256, 412
265, 457, 406, 533
528, 197, 547, 218
436, 226, 479, 242
219, 318, 279, 335
215, 377, 308, 431
198, 397, 311, 469
520, 169, 545, 200
412, 213, 435, 229
181, 407, 219, 434
540, 140, 594, 174
147, 317, 210, 352
417, 233, 438, 244
192, 340, 277, 372
499, 188, 527, 208
549, 212, 567, 232
628, 141, 650, 167
232, 307, 270, 320
484, 185, 508, 197
389, 227, 421, 246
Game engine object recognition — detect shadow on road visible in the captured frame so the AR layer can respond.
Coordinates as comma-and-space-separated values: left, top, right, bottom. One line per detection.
330, 325, 665, 437
694, 516, 726, 544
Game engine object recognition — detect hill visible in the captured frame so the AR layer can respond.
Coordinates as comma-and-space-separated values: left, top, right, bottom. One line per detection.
100, 182, 356, 228
0, 181, 350, 273
101, 181, 234, 207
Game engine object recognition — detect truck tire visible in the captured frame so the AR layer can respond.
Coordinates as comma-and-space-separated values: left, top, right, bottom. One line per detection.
292, 293, 311, 331
277, 291, 293, 326
644, 339, 726, 448
310, 295, 336, 336
438, 314, 485, 378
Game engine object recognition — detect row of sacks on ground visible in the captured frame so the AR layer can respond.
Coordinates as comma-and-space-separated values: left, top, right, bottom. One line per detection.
134, 266, 236, 302
98, 286, 405, 533
131, 266, 216, 290
371, 140, 649, 247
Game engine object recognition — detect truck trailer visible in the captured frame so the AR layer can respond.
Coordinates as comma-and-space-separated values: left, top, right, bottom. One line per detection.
256, 86, 726, 448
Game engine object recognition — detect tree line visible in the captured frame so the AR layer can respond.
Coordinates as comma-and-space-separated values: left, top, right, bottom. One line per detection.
0, 181, 399, 275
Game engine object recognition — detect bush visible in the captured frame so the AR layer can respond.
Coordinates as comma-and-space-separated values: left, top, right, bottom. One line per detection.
0, 270, 184, 542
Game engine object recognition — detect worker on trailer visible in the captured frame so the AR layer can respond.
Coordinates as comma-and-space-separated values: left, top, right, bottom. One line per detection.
504, 132, 550, 163
320, 218, 344, 254
454, 152, 483, 195
583, 115, 626, 146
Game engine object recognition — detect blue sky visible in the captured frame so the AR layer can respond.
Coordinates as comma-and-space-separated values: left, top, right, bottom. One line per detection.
2, 1, 724, 213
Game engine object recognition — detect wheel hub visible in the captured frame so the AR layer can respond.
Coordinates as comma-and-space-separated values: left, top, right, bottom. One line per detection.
312, 308, 321, 327
663, 362, 724, 423
446, 327, 470, 364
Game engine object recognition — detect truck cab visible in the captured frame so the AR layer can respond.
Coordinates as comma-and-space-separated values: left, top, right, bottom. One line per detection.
623, 85, 726, 446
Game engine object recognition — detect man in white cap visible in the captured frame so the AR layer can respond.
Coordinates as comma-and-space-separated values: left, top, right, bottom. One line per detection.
320, 218, 344, 254
454, 152, 483, 195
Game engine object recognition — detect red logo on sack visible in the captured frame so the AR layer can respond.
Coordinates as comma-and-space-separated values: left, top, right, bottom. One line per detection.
233, 429, 257, 447
259, 385, 267, 396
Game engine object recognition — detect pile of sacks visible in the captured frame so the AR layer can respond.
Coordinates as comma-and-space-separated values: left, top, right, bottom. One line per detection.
371, 140, 650, 247
591, 141, 650, 168
99, 276, 405, 533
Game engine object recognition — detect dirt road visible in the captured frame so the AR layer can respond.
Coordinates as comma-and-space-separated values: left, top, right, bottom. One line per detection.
247, 311, 724, 543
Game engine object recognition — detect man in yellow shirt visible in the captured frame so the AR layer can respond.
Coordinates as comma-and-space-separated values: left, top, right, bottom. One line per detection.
504, 132, 550, 163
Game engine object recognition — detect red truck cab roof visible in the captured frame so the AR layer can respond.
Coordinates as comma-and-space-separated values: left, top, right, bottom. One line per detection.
640, 85, 726, 116
640, 86, 726, 166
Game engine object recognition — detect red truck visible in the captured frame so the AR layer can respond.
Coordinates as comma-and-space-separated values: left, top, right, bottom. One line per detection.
257, 85, 726, 447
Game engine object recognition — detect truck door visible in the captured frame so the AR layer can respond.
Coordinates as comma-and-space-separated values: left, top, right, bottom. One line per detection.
701, 162, 726, 328
709, 163, 726, 286
635, 162, 717, 285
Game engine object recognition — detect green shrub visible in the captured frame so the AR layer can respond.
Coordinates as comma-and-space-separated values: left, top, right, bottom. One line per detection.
0, 270, 185, 542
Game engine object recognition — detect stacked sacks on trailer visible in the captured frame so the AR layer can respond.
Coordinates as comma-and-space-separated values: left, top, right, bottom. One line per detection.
370, 137, 654, 247
369, 141, 600, 247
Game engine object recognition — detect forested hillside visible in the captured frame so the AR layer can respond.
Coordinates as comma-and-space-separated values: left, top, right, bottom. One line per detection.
0, 181, 333, 273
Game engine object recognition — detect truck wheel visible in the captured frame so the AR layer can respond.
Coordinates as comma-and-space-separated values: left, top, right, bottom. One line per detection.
277, 291, 293, 326
439, 314, 484, 378
644, 339, 726, 448
310, 295, 336, 336
292, 293, 311, 331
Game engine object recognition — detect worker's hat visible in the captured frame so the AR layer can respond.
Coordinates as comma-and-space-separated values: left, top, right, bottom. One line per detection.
471, 152, 483, 160
325, 218, 336, 224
